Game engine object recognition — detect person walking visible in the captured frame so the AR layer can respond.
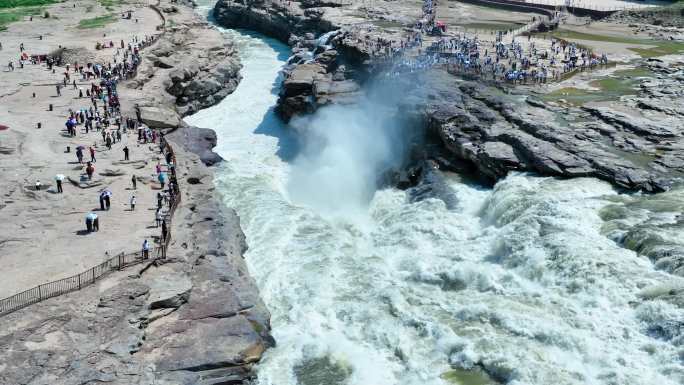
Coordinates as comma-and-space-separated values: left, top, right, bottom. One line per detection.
155, 209, 162, 228
157, 191, 163, 210
158, 172, 166, 190
99, 191, 106, 211
93, 216, 99, 232
130, 194, 136, 211
104, 192, 111, 210
131, 174, 136, 189
123, 145, 129, 161
89, 146, 96, 162
142, 239, 150, 259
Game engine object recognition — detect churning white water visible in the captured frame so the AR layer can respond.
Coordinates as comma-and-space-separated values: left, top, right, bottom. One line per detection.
185, 26, 684, 385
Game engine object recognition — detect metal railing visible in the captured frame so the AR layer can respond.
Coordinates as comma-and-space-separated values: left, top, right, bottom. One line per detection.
0, 0, 182, 318
0, 140, 180, 317
0, 248, 160, 316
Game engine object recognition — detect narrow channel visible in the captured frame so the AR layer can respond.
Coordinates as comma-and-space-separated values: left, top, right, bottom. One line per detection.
187, 5, 684, 385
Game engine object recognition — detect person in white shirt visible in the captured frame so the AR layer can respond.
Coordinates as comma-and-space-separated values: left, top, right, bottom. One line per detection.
142, 239, 150, 259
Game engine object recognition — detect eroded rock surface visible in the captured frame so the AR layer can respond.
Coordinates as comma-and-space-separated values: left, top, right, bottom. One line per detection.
412, 69, 684, 192
0, 133, 272, 385
214, 0, 684, 192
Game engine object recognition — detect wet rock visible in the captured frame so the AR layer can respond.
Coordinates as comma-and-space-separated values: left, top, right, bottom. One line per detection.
282, 63, 327, 96
419, 70, 682, 192
476, 141, 525, 180
315, 49, 338, 70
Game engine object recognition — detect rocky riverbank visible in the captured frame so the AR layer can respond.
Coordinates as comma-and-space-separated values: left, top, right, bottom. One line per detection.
0, 1, 272, 384
214, 0, 684, 192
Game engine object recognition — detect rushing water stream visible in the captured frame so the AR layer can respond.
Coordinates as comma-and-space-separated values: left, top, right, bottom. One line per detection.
186, 9, 684, 385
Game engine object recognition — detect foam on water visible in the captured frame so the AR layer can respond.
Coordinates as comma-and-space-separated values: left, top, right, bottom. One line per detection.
186, 27, 684, 385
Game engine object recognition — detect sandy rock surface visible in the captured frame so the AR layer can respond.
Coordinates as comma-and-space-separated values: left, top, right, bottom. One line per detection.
0, 1, 271, 383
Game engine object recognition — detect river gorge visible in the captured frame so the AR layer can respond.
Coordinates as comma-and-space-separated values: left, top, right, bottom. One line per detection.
187, 2, 684, 384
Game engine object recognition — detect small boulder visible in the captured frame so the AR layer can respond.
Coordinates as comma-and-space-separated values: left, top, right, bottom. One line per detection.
139, 106, 181, 129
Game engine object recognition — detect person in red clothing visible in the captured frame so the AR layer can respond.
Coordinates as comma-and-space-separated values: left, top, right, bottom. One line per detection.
85, 162, 95, 180
89, 146, 96, 162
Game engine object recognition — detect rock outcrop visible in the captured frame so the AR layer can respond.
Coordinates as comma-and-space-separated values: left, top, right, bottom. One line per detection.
0, 2, 270, 384
213, 1, 378, 121
0, 180, 272, 385
214, 0, 337, 43
214, 1, 684, 192
412, 69, 684, 192
126, 9, 242, 117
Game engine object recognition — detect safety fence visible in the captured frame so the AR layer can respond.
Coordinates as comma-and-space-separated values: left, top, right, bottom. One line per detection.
0, 140, 180, 317
0, 137, 180, 318
0, 0, 184, 318
0, 249, 158, 316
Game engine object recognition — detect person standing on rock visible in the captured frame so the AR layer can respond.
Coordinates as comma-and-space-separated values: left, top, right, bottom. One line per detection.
130, 194, 136, 211
157, 191, 163, 210
131, 174, 136, 190
56, 84, 61, 96
123, 145, 129, 161
55, 176, 63, 193
155, 209, 162, 228
99, 191, 106, 211
161, 219, 167, 243
142, 239, 150, 259
89, 146, 96, 163
104, 192, 111, 210
86, 162, 95, 180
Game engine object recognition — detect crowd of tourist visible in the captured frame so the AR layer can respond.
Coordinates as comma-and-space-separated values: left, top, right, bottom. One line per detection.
431, 34, 609, 83
9, 28, 176, 260
346, 0, 609, 84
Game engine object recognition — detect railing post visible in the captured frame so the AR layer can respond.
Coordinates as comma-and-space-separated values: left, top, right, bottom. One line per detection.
118, 253, 122, 270
91, 267, 95, 283
78, 274, 81, 290
38, 285, 42, 301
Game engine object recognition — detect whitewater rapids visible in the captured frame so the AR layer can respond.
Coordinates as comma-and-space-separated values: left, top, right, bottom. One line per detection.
185, 27, 684, 385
